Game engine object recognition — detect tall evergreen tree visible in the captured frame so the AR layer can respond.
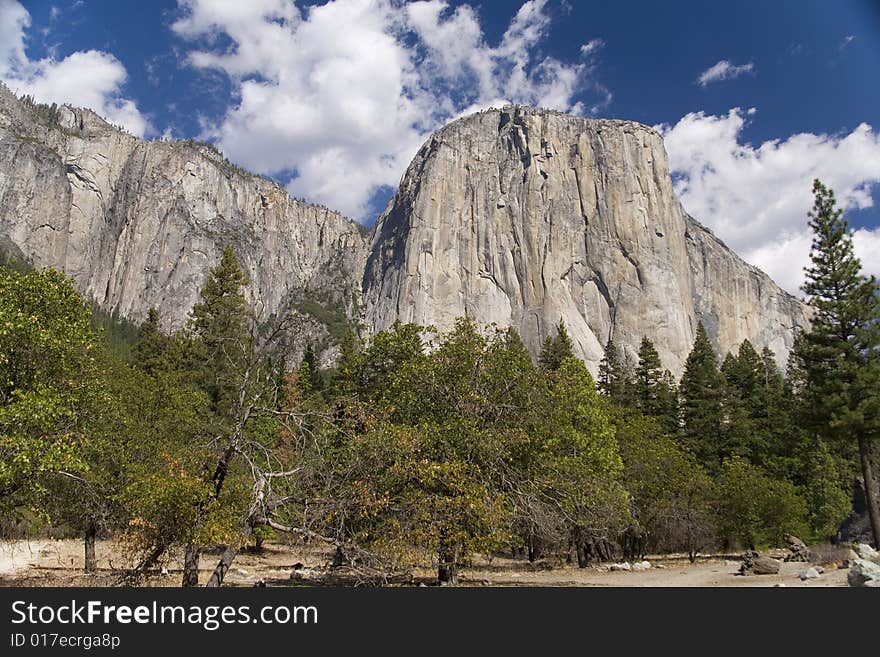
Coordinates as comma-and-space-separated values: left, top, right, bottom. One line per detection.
655, 369, 680, 435
188, 246, 252, 414
720, 351, 754, 462
133, 307, 180, 376
539, 320, 575, 371
794, 179, 880, 546
679, 323, 725, 470
634, 336, 663, 413
597, 338, 632, 405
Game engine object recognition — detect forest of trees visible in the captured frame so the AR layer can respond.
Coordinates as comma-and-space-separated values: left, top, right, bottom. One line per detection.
1, 180, 877, 585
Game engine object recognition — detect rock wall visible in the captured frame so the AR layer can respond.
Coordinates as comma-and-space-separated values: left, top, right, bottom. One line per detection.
0, 85, 366, 337
362, 106, 809, 375
0, 87, 809, 375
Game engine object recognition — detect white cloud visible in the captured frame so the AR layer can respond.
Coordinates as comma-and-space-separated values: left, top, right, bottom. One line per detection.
580, 39, 604, 57
172, 0, 606, 219
658, 108, 880, 294
696, 59, 754, 87
840, 35, 855, 50
0, 0, 149, 137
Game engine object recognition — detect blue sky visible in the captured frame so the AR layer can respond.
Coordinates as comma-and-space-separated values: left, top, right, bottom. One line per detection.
2, 0, 879, 293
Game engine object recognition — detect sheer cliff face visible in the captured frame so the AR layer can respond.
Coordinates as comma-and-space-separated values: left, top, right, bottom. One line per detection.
0, 88, 808, 375
362, 106, 809, 375
0, 87, 366, 333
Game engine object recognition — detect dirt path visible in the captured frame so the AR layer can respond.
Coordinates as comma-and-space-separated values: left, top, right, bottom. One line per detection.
0, 539, 849, 587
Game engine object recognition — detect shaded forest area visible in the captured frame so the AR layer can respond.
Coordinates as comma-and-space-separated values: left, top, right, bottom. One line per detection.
1, 181, 878, 586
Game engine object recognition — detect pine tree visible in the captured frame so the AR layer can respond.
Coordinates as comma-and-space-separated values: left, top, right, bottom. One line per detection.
598, 338, 632, 405
188, 246, 251, 413
721, 351, 753, 462
655, 369, 680, 434
634, 336, 663, 413
301, 343, 325, 392
133, 307, 179, 375
679, 323, 725, 470
794, 179, 880, 546
538, 320, 575, 371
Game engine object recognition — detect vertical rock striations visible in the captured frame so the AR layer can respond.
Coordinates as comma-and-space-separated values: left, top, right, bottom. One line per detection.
362, 106, 809, 375
0, 87, 808, 374
0, 84, 366, 338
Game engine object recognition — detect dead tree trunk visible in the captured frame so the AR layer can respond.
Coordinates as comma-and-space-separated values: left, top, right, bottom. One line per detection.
84, 522, 97, 573
858, 437, 880, 548
182, 544, 200, 587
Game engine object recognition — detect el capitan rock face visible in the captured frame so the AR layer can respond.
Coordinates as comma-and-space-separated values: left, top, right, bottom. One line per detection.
0, 87, 809, 375
361, 105, 809, 375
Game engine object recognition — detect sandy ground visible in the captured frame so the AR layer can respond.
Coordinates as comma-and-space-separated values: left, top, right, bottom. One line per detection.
0, 538, 851, 587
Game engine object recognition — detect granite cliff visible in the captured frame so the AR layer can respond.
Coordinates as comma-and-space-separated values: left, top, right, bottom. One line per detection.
362, 106, 809, 375
0, 85, 365, 357
0, 87, 809, 374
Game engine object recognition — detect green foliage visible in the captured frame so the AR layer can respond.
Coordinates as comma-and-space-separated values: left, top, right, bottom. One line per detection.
798, 440, 851, 542
680, 323, 725, 470
90, 306, 139, 362
597, 338, 632, 405
632, 337, 678, 432
295, 295, 352, 345
538, 320, 574, 371
795, 179, 880, 439
0, 267, 98, 508
188, 246, 252, 414
793, 179, 880, 546
713, 457, 808, 549
536, 357, 631, 543
616, 414, 715, 556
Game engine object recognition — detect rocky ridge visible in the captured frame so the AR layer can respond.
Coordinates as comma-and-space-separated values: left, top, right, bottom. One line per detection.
0, 86, 810, 374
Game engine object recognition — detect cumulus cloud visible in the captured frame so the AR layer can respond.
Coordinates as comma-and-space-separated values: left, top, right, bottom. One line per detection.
172, 0, 607, 219
0, 0, 149, 136
696, 59, 754, 87
658, 108, 880, 294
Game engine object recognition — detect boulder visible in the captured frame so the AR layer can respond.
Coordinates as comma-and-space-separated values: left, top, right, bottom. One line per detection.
739, 551, 781, 576
847, 559, 880, 587
854, 543, 879, 562
631, 560, 652, 572
783, 533, 810, 562
798, 567, 822, 580
610, 562, 632, 572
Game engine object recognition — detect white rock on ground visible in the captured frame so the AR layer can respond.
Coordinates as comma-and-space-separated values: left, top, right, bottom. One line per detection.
854, 543, 879, 562
847, 559, 880, 587
799, 567, 822, 580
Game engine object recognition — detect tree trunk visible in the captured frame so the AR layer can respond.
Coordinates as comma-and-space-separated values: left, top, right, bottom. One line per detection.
437, 534, 459, 585
84, 522, 97, 573
182, 544, 200, 587
527, 529, 537, 563
572, 528, 588, 568
206, 523, 253, 588
205, 545, 239, 588
858, 436, 880, 548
